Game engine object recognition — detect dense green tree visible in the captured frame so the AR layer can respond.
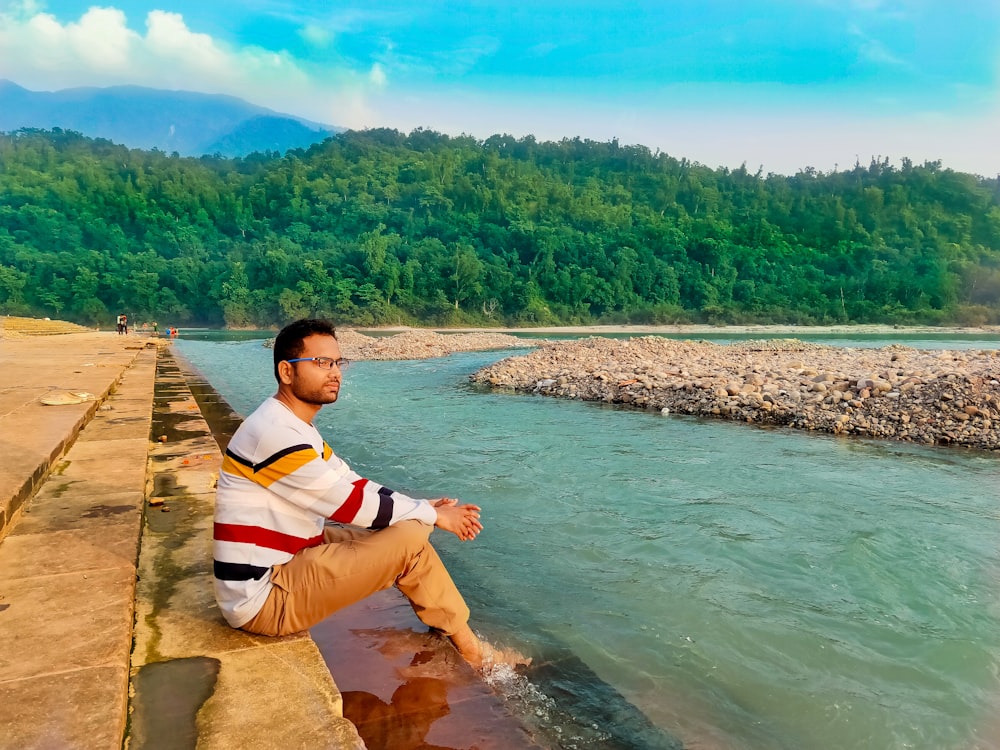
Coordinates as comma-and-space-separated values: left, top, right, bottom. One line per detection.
0, 127, 998, 327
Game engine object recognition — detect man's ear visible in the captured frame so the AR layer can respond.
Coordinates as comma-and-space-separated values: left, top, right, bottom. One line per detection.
277, 360, 295, 385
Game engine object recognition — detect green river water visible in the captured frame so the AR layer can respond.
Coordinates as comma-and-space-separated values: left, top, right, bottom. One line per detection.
176, 332, 1000, 750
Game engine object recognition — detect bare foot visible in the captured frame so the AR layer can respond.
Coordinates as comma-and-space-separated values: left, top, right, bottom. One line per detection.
448, 625, 531, 671
479, 641, 532, 671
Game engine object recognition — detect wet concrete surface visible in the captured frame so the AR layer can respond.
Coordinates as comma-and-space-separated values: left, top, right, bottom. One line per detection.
130, 656, 221, 750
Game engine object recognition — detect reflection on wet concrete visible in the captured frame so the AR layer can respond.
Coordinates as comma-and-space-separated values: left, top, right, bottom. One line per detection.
344, 676, 453, 750
314, 589, 544, 749
129, 656, 221, 750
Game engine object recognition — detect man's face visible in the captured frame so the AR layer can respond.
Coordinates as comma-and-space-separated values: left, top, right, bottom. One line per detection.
284, 333, 344, 406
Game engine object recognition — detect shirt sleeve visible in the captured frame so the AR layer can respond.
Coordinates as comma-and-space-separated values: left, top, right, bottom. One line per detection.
223, 428, 437, 529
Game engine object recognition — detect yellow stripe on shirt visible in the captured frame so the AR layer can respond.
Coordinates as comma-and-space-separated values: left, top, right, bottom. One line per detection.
253, 448, 319, 487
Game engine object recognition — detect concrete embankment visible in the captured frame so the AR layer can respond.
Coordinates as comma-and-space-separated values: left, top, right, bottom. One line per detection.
471, 336, 1000, 450
0, 330, 363, 749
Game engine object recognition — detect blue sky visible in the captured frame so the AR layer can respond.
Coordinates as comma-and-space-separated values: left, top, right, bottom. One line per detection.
1, 0, 998, 176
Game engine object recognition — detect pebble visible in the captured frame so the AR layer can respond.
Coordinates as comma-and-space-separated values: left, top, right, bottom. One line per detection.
469, 337, 1000, 451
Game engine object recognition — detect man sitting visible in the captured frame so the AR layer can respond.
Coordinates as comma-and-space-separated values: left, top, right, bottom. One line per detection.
212, 318, 527, 669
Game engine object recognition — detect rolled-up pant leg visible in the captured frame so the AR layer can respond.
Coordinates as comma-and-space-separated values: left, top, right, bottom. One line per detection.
241, 520, 470, 637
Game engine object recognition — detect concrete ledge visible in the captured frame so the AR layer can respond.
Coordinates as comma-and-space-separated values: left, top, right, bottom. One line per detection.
0, 332, 149, 539
127, 350, 364, 749
0, 342, 157, 749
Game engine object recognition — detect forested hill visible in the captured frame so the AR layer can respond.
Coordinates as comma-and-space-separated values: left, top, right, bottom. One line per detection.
2, 127, 999, 328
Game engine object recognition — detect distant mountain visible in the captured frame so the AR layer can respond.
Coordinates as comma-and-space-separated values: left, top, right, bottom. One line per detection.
0, 80, 341, 157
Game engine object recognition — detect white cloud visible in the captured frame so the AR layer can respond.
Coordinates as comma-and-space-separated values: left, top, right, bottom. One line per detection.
299, 22, 331, 47
2, 0, 43, 17
0, 5, 379, 126
144, 11, 232, 77
0, 7, 133, 76
369, 62, 387, 88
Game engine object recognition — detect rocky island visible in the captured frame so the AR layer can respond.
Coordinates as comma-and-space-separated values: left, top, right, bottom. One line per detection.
470, 336, 1000, 450
336, 329, 531, 360
265, 328, 533, 360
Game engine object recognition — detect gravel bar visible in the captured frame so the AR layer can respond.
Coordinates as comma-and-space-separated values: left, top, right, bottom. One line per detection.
265, 329, 535, 360
470, 336, 1000, 450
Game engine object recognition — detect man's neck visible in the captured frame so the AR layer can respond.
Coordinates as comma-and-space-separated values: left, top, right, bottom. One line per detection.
273, 390, 321, 425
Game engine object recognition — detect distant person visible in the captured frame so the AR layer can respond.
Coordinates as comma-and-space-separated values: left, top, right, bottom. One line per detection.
121, 314, 129, 335
212, 318, 529, 671
116, 314, 124, 335
152, 321, 158, 336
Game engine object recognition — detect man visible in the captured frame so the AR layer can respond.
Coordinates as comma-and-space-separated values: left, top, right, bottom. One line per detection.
213, 318, 523, 669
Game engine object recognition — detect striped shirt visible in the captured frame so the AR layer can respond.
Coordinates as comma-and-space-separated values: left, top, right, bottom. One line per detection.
213, 397, 437, 627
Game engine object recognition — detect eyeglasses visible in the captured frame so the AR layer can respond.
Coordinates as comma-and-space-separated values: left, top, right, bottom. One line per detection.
285, 357, 350, 370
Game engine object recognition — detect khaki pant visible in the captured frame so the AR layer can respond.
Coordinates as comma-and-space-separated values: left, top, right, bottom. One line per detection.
242, 520, 470, 637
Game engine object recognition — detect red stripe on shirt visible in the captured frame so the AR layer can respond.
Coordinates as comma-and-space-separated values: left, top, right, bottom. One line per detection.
330, 478, 367, 523
214, 523, 324, 554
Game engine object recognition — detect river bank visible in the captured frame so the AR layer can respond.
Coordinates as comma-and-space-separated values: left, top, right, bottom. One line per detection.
470, 336, 1000, 450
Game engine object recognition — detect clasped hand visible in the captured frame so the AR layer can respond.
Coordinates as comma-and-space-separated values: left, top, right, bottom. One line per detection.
432, 497, 483, 541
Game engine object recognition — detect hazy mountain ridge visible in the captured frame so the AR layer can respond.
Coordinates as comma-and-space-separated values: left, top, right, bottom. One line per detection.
0, 80, 341, 157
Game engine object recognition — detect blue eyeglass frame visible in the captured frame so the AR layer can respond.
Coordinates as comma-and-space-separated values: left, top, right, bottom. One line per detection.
285, 357, 350, 369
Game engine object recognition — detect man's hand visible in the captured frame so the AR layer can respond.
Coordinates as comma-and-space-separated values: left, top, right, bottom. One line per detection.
432, 498, 483, 541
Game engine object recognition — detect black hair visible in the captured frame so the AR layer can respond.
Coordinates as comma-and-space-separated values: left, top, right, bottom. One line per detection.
273, 318, 338, 382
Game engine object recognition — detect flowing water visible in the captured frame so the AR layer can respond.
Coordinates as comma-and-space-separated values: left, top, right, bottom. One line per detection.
176, 333, 1000, 750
